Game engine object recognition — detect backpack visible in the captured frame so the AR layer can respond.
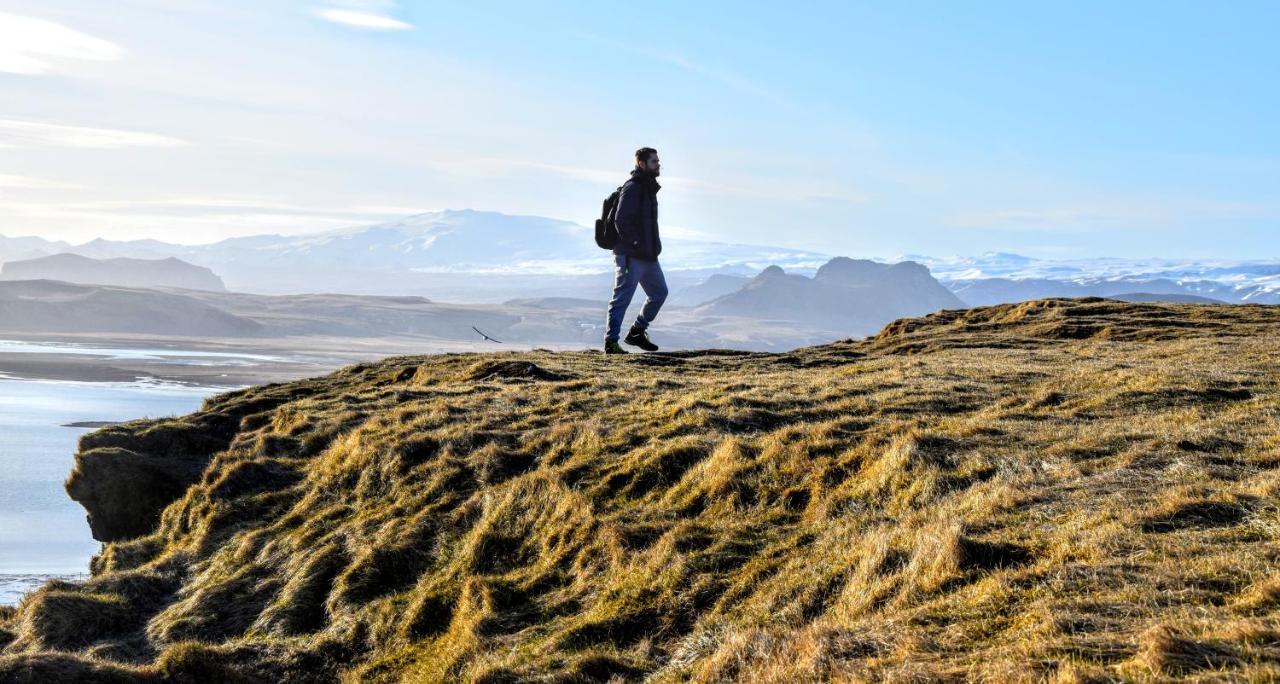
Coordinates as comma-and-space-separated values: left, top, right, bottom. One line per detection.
594, 185, 624, 249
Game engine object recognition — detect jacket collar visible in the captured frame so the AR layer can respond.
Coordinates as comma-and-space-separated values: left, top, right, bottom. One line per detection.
631, 167, 661, 193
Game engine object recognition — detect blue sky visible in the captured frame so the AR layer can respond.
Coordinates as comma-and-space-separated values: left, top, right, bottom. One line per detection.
1, 0, 1276, 258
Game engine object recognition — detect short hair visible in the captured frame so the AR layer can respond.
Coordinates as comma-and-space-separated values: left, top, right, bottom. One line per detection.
635, 147, 658, 164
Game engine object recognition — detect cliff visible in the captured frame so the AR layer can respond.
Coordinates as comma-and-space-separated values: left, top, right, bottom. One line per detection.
2, 298, 1279, 682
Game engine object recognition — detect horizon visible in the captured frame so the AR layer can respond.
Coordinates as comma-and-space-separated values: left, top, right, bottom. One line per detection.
4, 206, 1280, 266
2, 1, 1278, 259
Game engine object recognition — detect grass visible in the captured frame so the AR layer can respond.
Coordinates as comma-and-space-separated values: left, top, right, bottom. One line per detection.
2, 297, 1280, 682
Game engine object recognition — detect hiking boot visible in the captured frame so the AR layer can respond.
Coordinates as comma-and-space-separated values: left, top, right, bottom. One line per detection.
624, 326, 659, 352
604, 340, 628, 354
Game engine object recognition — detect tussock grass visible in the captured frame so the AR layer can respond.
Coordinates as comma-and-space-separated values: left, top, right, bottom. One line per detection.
3, 298, 1280, 681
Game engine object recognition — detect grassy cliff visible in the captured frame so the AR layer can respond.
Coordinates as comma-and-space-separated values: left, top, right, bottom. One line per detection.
3, 298, 1280, 682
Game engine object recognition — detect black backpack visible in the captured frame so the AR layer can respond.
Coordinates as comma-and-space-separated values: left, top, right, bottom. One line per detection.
594, 185, 624, 249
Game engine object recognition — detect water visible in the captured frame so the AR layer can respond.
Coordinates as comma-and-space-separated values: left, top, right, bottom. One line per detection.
0, 344, 248, 605
0, 338, 285, 365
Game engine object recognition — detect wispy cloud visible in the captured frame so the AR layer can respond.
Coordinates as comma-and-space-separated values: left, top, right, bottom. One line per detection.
576, 32, 787, 107
462, 158, 868, 204
0, 196, 418, 222
0, 119, 185, 149
0, 174, 82, 190
670, 175, 870, 204
0, 11, 121, 75
314, 1, 412, 31
0, 195, 423, 242
946, 200, 1273, 232
467, 159, 619, 185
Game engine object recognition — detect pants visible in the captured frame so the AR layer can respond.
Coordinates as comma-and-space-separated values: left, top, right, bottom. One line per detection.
605, 253, 668, 342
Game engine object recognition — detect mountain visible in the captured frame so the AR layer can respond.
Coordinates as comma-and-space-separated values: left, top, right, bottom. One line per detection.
948, 277, 1196, 307
0, 280, 260, 336
697, 258, 964, 336
0, 281, 836, 350
909, 251, 1280, 283
0, 281, 574, 342
0, 235, 73, 264
7, 219, 1279, 302
0, 253, 227, 291
64, 237, 189, 261
0, 211, 831, 297
668, 273, 751, 306
915, 252, 1280, 304
6, 299, 1279, 681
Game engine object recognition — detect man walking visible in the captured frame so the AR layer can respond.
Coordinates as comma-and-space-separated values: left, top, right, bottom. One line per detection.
604, 147, 667, 354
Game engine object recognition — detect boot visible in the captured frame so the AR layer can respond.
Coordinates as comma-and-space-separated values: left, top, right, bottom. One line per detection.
624, 325, 659, 352
604, 340, 628, 354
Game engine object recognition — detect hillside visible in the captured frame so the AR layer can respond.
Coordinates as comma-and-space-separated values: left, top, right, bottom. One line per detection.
3, 298, 1280, 681
0, 280, 262, 337
0, 279, 946, 352
0, 253, 226, 292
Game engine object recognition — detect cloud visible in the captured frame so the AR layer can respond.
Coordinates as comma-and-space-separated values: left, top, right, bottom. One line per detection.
0, 195, 425, 243
0, 174, 82, 190
467, 159, 619, 185
0, 11, 122, 75
0, 195, 419, 224
462, 158, 868, 204
575, 32, 787, 107
946, 200, 1273, 232
315, 2, 412, 31
0, 119, 185, 149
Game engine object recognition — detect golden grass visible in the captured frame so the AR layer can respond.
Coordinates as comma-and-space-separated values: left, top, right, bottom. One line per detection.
2, 298, 1279, 682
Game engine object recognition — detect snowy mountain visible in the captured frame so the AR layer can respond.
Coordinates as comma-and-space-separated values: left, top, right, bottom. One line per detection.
3, 214, 1278, 304
0, 210, 830, 297
906, 252, 1280, 304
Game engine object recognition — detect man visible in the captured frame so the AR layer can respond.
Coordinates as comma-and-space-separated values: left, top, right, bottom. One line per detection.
604, 147, 668, 354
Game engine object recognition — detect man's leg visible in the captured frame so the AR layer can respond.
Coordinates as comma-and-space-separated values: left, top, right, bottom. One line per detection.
605, 253, 640, 343
630, 258, 668, 332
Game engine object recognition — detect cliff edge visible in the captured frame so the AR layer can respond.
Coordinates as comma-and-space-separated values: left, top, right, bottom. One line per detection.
3, 298, 1280, 682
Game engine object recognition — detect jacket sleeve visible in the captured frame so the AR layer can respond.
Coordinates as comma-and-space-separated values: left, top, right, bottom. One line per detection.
614, 181, 641, 250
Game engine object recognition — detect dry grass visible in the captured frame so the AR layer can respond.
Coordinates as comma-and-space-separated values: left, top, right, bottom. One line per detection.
2, 297, 1280, 682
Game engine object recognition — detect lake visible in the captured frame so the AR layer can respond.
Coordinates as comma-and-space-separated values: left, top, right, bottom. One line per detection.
0, 341, 259, 605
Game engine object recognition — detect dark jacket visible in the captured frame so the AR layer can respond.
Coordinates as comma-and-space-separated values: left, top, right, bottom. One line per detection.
613, 168, 662, 260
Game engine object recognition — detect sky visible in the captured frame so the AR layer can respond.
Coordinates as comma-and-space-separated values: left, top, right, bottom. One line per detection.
0, 0, 1277, 259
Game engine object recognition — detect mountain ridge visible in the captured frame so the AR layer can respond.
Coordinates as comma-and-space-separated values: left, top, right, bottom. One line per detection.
696, 258, 964, 336
6, 213, 1279, 302
0, 253, 227, 291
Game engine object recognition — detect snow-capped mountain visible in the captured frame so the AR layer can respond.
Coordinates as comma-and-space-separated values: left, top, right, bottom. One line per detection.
3, 213, 1277, 303
906, 252, 1280, 283
905, 252, 1280, 304
0, 210, 831, 297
